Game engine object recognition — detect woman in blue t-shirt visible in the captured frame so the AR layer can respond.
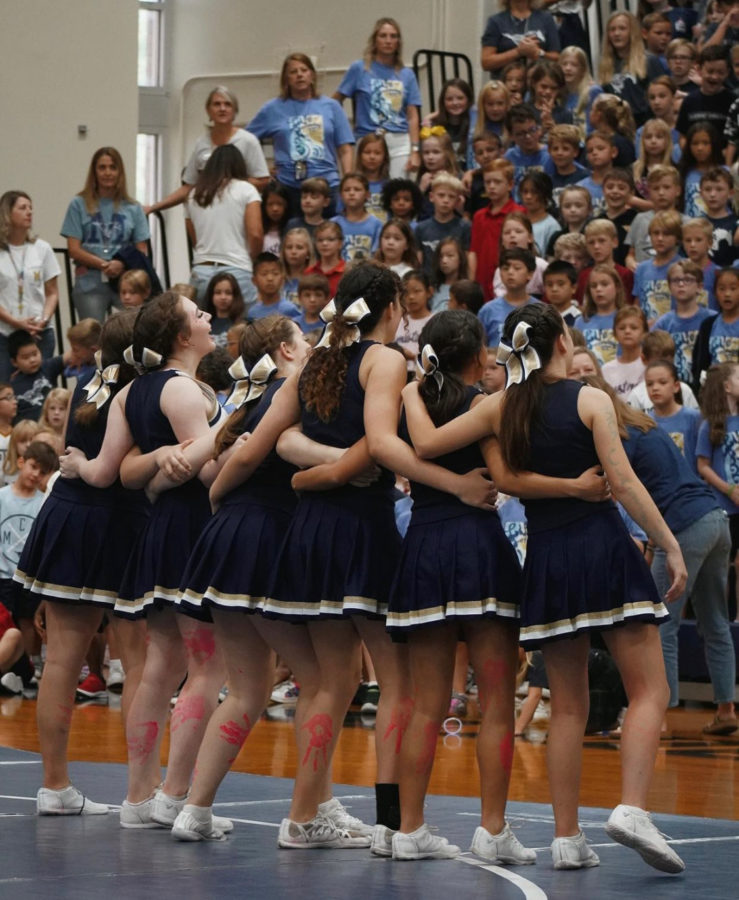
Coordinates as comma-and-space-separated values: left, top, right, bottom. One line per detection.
61, 147, 149, 322
334, 17, 423, 179
248, 54, 355, 218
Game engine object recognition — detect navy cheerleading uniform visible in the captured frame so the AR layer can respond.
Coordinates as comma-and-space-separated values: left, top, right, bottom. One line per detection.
519, 379, 667, 648
386, 386, 522, 634
178, 379, 298, 614
15, 377, 149, 606
262, 341, 401, 619
116, 370, 221, 619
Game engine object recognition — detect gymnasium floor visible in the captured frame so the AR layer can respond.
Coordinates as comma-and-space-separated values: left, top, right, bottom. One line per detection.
1, 696, 737, 899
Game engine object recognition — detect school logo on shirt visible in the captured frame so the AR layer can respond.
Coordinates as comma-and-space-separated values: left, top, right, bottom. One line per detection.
0, 513, 36, 566
709, 335, 739, 364
288, 115, 326, 161
369, 78, 403, 127
641, 277, 671, 323
723, 431, 739, 483
84, 211, 128, 248
683, 182, 706, 218
672, 331, 698, 383
343, 234, 374, 262
503, 521, 528, 567
668, 431, 685, 455
582, 328, 617, 365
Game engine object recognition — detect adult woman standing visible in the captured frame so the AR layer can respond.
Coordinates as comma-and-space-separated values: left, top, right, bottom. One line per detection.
61, 148, 149, 321
148, 86, 270, 215
0, 191, 60, 381
334, 19, 422, 178
185, 145, 263, 308
481, 0, 561, 79
248, 54, 355, 217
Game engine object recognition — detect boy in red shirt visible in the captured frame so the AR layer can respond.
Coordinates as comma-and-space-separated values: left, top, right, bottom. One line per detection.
469, 160, 524, 302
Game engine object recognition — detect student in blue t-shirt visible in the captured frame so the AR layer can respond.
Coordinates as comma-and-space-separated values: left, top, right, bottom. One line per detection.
333, 20, 423, 179
478, 248, 540, 346
577, 131, 618, 218
692, 267, 739, 392
633, 211, 683, 326
696, 361, 739, 519
247, 253, 300, 321
331, 174, 383, 263
645, 360, 701, 473
503, 104, 551, 202
573, 263, 624, 366
653, 260, 714, 383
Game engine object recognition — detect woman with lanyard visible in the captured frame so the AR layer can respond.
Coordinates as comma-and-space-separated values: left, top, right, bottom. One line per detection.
61, 147, 149, 322
481, 0, 561, 79
0, 191, 59, 381
248, 54, 355, 218
148, 86, 270, 216
334, 18, 423, 179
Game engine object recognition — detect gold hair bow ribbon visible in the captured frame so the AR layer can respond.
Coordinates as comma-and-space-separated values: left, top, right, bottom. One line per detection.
123, 344, 164, 374
226, 352, 277, 410
416, 343, 443, 390
496, 321, 541, 387
419, 125, 447, 140
82, 349, 120, 410
315, 297, 372, 350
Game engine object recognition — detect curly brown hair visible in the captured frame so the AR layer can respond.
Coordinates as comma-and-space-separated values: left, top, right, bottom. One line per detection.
700, 363, 737, 446
299, 261, 400, 422
214, 316, 298, 457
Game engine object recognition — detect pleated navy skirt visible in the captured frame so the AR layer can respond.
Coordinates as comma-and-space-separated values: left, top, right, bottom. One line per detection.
386, 508, 522, 634
520, 506, 667, 648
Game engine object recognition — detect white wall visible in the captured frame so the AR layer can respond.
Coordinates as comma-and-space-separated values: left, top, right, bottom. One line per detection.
0, 0, 138, 324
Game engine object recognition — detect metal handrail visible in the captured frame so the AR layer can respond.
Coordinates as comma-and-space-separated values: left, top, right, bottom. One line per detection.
412, 49, 474, 116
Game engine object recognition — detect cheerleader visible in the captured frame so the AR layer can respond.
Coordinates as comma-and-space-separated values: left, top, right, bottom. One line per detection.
402, 303, 687, 874
16, 310, 147, 815
386, 310, 534, 863
209, 262, 497, 851
60, 292, 228, 830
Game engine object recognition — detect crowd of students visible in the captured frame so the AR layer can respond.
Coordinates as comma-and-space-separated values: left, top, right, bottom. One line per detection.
0, 5, 738, 880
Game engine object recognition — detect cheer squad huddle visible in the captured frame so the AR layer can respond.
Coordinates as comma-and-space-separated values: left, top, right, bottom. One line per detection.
1, 6, 739, 877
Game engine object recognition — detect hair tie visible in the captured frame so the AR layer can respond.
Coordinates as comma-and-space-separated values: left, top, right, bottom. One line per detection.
123, 344, 163, 374
496, 322, 542, 387
416, 344, 444, 391
419, 125, 447, 140
226, 352, 278, 409
315, 297, 372, 350
82, 349, 120, 410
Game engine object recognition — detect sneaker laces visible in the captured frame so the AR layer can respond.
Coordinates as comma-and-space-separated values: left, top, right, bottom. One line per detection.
311, 814, 350, 841
329, 801, 365, 830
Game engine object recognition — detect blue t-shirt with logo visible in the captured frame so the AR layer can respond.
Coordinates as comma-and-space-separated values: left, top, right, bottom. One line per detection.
634, 255, 680, 323
707, 315, 739, 366
650, 407, 702, 474
652, 307, 713, 382
503, 146, 551, 202
696, 415, 739, 515
0, 485, 45, 580
337, 61, 422, 135
479, 296, 540, 347
331, 214, 383, 262
573, 311, 617, 365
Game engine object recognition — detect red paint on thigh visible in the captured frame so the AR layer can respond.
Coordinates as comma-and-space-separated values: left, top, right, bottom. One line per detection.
499, 729, 514, 776
415, 720, 438, 775
127, 721, 159, 764
170, 694, 206, 734
382, 697, 414, 754
301, 713, 333, 771
183, 626, 216, 665
219, 714, 252, 748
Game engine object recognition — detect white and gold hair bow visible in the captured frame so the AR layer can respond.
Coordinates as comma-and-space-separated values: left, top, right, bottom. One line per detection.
315, 297, 372, 350
226, 352, 277, 410
416, 343, 443, 390
123, 344, 163, 374
496, 321, 541, 387
82, 349, 120, 410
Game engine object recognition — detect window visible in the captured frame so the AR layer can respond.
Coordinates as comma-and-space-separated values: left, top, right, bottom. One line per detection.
138, 2, 164, 88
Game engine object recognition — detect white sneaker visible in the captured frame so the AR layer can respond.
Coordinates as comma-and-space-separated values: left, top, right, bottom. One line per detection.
37, 785, 109, 816
106, 660, 125, 693
270, 680, 299, 705
605, 804, 685, 874
120, 796, 161, 829
277, 814, 370, 849
392, 824, 460, 860
551, 830, 600, 869
172, 805, 227, 842
318, 797, 373, 837
0, 672, 23, 694
151, 789, 234, 833
470, 823, 536, 865
371, 823, 396, 857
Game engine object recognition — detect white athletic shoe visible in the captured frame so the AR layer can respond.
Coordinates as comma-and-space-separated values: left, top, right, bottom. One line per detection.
551, 830, 600, 869
371, 823, 396, 857
172, 805, 227, 842
278, 814, 370, 849
392, 824, 461, 860
150, 789, 233, 832
37, 785, 109, 816
106, 660, 125, 693
605, 804, 685, 874
120, 795, 160, 829
470, 823, 536, 865
318, 797, 373, 837
0, 672, 24, 694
